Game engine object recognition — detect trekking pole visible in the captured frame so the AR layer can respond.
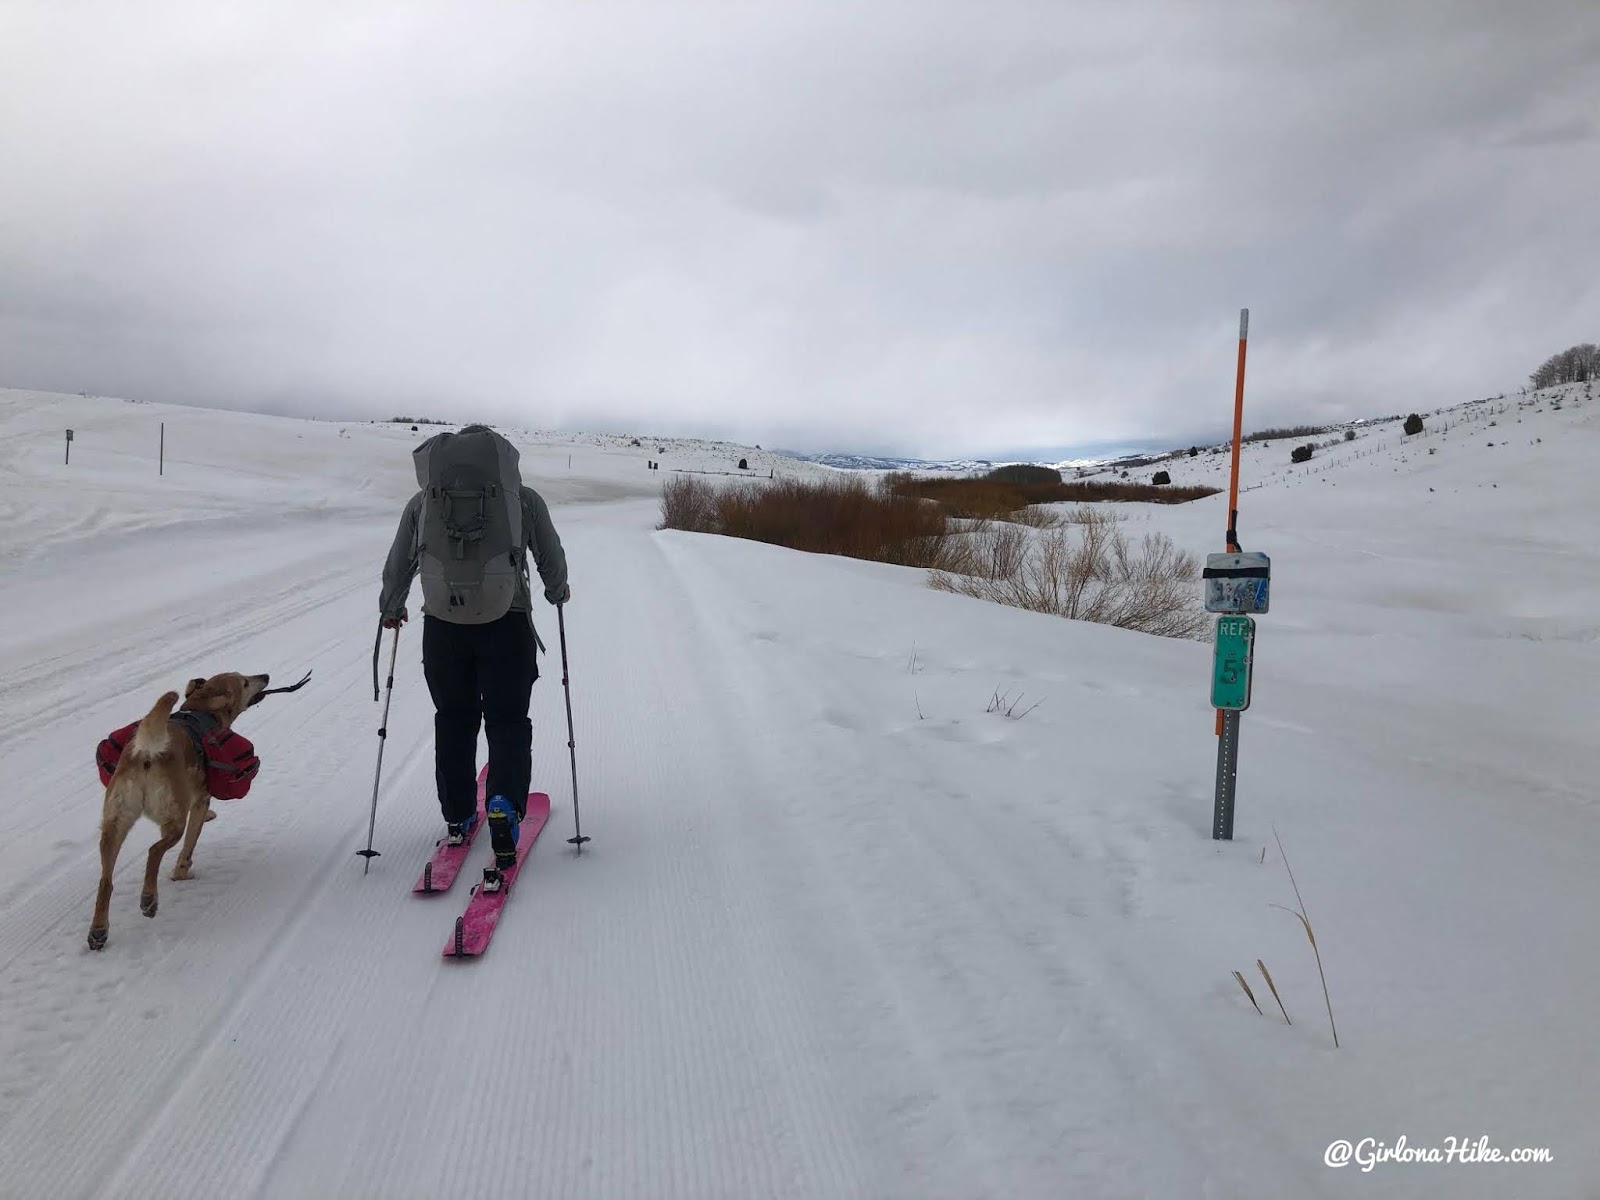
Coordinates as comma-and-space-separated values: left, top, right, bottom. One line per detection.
359, 622, 401, 873
557, 603, 589, 850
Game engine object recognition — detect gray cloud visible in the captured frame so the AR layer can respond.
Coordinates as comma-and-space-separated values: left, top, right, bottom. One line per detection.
2, 0, 1597, 456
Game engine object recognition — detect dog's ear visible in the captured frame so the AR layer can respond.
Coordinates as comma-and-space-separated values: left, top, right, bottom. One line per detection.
185, 678, 207, 698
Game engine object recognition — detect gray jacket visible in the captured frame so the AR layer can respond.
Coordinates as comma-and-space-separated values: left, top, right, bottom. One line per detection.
380, 485, 569, 622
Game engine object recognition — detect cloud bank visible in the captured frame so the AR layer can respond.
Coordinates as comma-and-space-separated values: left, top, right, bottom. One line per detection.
3, 1, 1597, 455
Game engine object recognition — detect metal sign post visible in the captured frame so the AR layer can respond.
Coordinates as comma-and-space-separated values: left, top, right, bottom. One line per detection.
1205, 308, 1268, 841
65, 429, 74, 465
1214, 709, 1241, 839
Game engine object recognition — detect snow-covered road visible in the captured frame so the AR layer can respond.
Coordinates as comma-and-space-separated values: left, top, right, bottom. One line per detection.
2, 387, 1597, 1198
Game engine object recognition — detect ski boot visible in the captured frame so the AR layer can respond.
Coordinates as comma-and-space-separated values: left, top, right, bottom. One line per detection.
445, 811, 479, 847
483, 794, 521, 892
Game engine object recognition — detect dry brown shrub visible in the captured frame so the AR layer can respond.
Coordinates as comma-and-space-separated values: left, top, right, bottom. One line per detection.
659, 474, 718, 532
659, 473, 961, 568
929, 506, 1206, 638
1005, 505, 1066, 529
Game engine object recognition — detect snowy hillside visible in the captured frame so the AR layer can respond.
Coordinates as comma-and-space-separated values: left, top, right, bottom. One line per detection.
1, 384, 1597, 1198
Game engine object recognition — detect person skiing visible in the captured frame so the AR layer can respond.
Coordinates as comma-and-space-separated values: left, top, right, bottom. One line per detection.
378, 424, 569, 871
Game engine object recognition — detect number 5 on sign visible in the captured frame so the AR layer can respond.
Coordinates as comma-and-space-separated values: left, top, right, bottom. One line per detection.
1211, 616, 1255, 710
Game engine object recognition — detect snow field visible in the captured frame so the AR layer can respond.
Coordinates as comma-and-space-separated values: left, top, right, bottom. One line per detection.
0, 383, 1597, 1197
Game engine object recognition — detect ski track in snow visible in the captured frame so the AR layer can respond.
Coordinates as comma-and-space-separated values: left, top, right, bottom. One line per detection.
3, 511, 1299, 1198
256, 517, 874, 1200
0, 634, 437, 1193
652, 534, 1328, 1198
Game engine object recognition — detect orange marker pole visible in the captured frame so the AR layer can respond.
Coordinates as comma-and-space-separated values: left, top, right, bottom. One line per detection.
1217, 308, 1249, 737
1225, 308, 1249, 554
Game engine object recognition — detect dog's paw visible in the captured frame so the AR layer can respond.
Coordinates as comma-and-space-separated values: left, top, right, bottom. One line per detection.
170, 864, 192, 881
87, 927, 108, 950
139, 893, 158, 918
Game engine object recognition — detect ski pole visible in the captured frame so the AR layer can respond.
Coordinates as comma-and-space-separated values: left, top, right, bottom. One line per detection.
557, 603, 589, 850
359, 622, 400, 873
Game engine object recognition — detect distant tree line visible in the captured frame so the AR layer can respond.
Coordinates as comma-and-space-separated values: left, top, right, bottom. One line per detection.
1530, 344, 1599, 389
1243, 424, 1331, 443
987, 464, 1062, 485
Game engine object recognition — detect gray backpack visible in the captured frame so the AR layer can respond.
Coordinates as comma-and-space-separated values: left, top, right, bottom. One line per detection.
412, 425, 525, 624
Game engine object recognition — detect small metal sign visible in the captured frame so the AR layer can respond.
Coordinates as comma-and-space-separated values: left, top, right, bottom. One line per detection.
1204, 551, 1270, 614
1211, 615, 1255, 710
65, 429, 74, 441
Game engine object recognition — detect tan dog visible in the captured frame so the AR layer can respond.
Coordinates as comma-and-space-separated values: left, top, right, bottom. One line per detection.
88, 671, 269, 950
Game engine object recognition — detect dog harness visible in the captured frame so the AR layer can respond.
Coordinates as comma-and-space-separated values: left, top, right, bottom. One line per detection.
96, 711, 261, 800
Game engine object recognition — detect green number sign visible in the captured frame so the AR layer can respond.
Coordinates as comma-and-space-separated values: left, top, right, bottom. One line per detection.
1211, 615, 1255, 710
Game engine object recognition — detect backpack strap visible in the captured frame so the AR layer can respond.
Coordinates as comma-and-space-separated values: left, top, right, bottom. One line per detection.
435, 482, 501, 558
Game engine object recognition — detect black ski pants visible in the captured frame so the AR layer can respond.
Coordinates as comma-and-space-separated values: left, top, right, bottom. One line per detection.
422, 611, 538, 825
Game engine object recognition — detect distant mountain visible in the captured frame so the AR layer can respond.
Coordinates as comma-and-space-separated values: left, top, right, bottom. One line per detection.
773, 448, 1146, 474
773, 449, 998, 473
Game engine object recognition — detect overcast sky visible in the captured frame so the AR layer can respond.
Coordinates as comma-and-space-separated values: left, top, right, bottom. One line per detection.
3, 2, 1597, 457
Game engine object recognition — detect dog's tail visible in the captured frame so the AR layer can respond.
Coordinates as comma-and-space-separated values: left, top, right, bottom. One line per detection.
129, 691, 181, 761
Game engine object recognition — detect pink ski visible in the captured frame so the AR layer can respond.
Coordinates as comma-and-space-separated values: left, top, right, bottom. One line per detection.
413, 766, 490, 894
443, 792, 550, 957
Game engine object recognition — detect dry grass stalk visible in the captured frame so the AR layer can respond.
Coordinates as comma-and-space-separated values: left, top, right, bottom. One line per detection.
1233, 971, 1263, 1015
1270, 826, 1340, 1049
987, 687, 1044, 720
1257, 959, 1291, 1025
